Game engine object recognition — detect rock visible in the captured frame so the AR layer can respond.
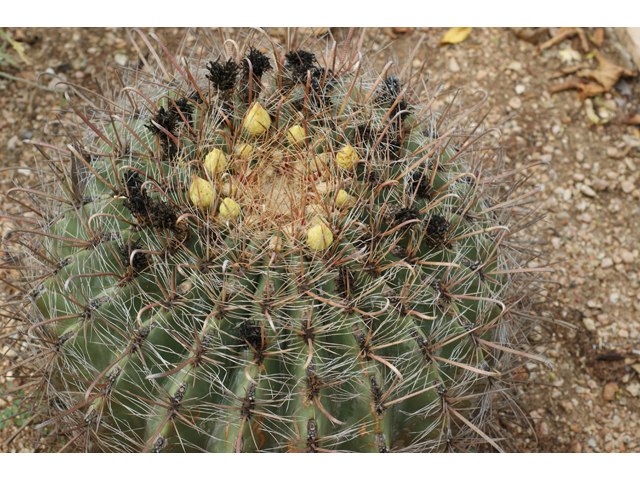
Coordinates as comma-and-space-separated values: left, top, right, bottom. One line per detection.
114, 53, 128, 66
18, 129, 33, 140
626, 382, 640, 397
600, 258, 613, 268
603, 382, 618, 401
449, 57, 460, 72
620, 250, 634, 264
587, 438, 597, 448
515, 84, 526, 95
580, 184, 597, 197
620, 180, 635, 193
607, 147, 619, 158
538, 422, 549, 436
507, 61, 523, 71
509, 97, 522, 109
7, 135, 20, 150
560, 400, 574, 413
583, 317, 596, 332
592, 178, 609, 191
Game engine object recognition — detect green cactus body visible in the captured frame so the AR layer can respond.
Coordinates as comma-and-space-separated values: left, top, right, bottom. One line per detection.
1, 29, 548, 452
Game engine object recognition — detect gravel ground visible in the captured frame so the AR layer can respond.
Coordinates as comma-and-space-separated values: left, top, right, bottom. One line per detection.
1, 27, 639, 453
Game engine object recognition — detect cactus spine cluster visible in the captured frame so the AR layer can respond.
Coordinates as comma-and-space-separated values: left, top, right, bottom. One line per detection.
0, 28, 549, 452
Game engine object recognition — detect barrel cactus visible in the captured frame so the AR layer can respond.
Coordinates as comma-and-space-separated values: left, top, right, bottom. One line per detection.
0, 28, 550, 452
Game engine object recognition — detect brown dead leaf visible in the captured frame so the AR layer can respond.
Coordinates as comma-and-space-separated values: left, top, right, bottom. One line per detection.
538, 27, 590, 53
549, 79, 606, 100
440, 28, 472, 45
392, 27, 414, 35
622, 113, 640, 125
510, 27, 549, 44
577, 51, 638, 91
591, 28, 604, 47
551, 62, 590, 79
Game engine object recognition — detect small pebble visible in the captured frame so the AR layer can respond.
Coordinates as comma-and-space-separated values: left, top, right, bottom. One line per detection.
583, 317, 596, 332
600, 258, 613, 268
603, 382, 618, 401
509, 97, 522, 109
539, 422, 549, 436
114, 53, 128, 66
449, 57, 460, 72
7, 135, 20, 150
515, 85, 526, 95
626, 383, 640, 397
592, 178, 609, 191
580, 184, 597, 197
507, 61, 523, 71
620, 180, 635, 193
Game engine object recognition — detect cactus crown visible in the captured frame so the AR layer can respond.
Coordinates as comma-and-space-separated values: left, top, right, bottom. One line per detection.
0, 28, 549, 452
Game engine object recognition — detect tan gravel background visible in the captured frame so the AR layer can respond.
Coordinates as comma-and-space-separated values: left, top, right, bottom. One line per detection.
1, 27, 639, 453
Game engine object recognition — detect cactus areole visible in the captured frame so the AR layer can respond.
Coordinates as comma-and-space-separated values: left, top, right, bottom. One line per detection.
1, 29, 549, 452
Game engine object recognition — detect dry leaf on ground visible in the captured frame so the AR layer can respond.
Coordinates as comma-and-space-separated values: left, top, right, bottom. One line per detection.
621, 113, 640, 125
510, 27, 549, 44
538, 27, 590, 53
551, 63, 590, 79
590, 28, 604, 47
549, 79, 606, 100
577, 51, 638, 91
384, 27, 414, 39
440, 27, 472, 45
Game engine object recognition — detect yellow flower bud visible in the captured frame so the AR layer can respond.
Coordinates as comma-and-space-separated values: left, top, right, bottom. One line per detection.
189, 176, 215, 209
306, 224, 333, 251
335, 144, 358, 170
243, 103, 271, 136
309, 215, 329, 227
204, 148, 227, 176
234, 143, 254, 159
287, 125, 306, 146
335, 189, 352, 208
219, 197, 241, 220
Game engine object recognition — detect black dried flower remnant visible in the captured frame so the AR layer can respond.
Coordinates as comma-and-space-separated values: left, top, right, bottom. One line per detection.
172, 97, 194, 125
121, 240, 149, 276
284, 49, 317, 82
410, 168, 433, 199
379, 76, 410, 121
206, 58, 240, 92
243, 48, 272, 79
145, 105, 180, 160
385, 206, 420, 232
240, 48, 272, 103
122, 172, 177, 231
423, 214, 450, 248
